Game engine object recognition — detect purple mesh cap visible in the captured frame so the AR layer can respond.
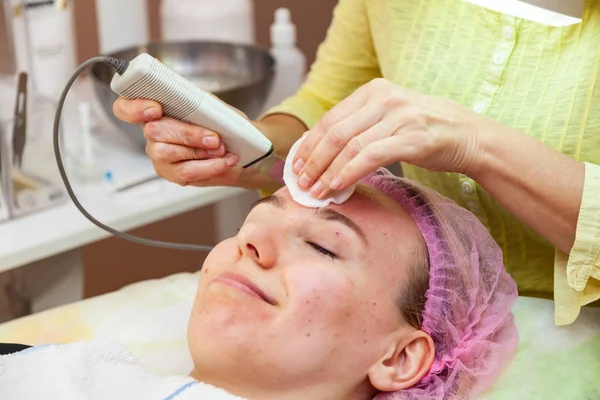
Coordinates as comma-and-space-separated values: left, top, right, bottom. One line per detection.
361, 168, 518, 400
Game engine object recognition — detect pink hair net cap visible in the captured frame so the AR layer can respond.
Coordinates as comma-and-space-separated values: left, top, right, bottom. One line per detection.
361, 168, 519, 400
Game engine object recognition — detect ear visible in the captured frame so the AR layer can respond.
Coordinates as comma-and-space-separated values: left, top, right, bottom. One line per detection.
367, 330, 435, 392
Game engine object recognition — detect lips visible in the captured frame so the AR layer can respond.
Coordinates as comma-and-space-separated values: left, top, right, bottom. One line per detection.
213, 272, 276, 305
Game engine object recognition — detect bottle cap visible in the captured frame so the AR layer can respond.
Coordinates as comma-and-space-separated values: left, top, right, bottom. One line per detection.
270, 7, 296, 47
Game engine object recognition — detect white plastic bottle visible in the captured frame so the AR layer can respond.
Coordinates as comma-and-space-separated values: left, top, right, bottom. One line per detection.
95, 0, 149, 54
263, 8, 306, 112
7, 0, 78, 99
161, 0, 255, 44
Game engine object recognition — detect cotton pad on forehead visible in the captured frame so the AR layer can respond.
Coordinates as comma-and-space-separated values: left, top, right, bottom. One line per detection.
284, 137, 357, 208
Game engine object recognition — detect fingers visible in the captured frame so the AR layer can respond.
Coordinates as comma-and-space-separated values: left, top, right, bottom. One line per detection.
146, 141, 226, 164
314, 119, 395, 198
294, 103, 383, 193
143, 118, 221, 150
114, 97, 248, 188
141, 117, 236, 187
115, 98, 223, 152
113, 97, 163, 124
154, 153, 240, 186
292, 84, 370, 175
334, 136, 404, 190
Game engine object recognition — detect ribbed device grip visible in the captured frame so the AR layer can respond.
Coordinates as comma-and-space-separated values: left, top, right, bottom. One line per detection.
119, 58, 202, 121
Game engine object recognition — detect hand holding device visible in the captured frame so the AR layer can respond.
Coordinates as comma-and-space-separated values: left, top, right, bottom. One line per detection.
110, 53, 273, 169
54, 54, 275, 252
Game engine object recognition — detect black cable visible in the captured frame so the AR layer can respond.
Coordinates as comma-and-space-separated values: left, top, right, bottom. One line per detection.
53, 56, 215, 252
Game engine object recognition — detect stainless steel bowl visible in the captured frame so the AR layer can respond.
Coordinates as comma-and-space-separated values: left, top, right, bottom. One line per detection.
90, 41, 275, 149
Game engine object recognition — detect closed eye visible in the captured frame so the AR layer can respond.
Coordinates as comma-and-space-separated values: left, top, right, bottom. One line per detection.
307, 242, 337, 260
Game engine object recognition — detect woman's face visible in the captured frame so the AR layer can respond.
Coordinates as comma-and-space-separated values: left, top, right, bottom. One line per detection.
188, 183, 425, 398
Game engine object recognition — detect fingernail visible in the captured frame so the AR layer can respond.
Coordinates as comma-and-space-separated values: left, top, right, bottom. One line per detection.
330, 176, 343, 190
297, 173, 312, 189
144, 107, 160, 120
226, 154, 239, 167
202, 136, 219, 149
293, 158, 305, 174
317, 189, 330, 200
302, 131, 309, 138
310, 181, 323, 198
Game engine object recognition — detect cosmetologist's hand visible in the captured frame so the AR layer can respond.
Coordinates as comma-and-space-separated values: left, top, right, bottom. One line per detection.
291, 78, 487, 199
113, 97, 243, 187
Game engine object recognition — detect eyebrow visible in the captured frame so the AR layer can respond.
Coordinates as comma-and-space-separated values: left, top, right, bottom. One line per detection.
251, 194, 284, 210
251, 195, 368, 245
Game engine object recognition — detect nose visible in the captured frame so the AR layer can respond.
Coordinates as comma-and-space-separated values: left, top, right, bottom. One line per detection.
237, 223, 277, 269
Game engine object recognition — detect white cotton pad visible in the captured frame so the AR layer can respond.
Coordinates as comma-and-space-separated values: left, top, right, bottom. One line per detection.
284, 136, 357, 208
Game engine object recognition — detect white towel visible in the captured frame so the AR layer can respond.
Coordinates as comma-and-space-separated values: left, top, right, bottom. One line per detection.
0, 341, 246, 400
284, 136, 356, 208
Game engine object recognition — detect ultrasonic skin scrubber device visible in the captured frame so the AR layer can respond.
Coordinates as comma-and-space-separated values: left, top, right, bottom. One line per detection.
110, 53, 273, 168
54, 54, 274, 252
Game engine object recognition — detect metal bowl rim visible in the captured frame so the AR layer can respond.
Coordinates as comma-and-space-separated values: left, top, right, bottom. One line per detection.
89, 39, 276, 93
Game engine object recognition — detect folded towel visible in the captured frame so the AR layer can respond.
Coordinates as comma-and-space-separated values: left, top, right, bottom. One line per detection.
0, 341, 246, 400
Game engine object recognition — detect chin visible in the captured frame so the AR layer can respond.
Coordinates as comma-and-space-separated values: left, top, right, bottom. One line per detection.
188, 316, 265, 380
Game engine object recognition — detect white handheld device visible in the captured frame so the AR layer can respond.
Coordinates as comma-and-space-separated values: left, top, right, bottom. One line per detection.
110, 53, 273, 168
54, 54, 277, 252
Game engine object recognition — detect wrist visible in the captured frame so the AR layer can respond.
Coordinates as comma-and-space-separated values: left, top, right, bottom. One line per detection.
464, 118, 506, 182
238, 166, 284, 192
252, 113, 307, 159
242, 113, 306, 191
253, 155, 285, 182
248, 119, 286, 182
251, 119, 286, 159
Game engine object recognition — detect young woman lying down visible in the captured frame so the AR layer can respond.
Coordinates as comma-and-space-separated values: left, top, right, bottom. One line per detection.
0, 168, 518, 400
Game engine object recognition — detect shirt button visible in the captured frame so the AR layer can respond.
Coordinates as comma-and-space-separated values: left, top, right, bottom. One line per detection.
503, 25, 514, 40
493, 52, 506, 65
472, 103, 485, 113
461, 181, 474, 194
467, 201, 480, 212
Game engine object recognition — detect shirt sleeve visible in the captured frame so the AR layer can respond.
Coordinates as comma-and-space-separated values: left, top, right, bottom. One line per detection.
554, 161, 600, 325
260, 0, 381, 129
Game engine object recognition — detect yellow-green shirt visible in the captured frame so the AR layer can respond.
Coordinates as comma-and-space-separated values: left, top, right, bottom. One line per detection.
264, 0, 600, 325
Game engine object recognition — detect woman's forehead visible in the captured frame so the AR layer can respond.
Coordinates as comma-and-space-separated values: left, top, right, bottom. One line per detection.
275, 183, 413, 228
